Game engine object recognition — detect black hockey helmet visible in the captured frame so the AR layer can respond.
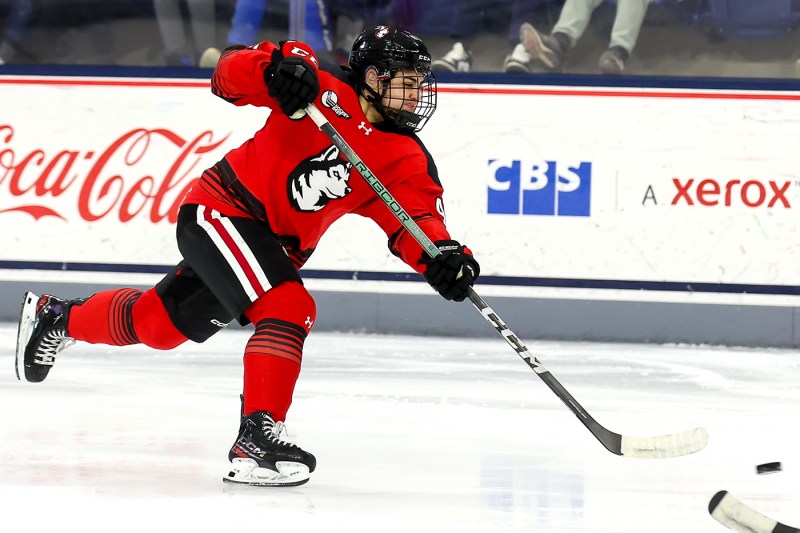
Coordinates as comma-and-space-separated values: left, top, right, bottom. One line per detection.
348, 26, 437, 132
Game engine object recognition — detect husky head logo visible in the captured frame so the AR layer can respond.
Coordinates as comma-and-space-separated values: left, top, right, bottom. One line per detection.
287, 145, 352, 212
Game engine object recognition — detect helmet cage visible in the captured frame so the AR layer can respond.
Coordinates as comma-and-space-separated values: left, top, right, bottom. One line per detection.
362, 66, 437, 132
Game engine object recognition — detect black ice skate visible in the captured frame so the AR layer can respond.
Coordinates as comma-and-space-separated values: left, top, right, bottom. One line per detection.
15, 292, 77, 383
223, 411, 316, 487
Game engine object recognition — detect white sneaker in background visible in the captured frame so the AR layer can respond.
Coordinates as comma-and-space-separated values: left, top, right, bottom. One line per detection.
432, 42, 472, 73
503, 43, 533, 73
199, 47, 221, 68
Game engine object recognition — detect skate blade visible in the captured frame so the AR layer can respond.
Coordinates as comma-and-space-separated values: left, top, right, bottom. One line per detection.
15, 292, 39, 381
222, 459, 310, 487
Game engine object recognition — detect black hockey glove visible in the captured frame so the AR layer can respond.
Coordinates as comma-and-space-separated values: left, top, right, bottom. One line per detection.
265, 47, 319, 117
422, 240, 480, 302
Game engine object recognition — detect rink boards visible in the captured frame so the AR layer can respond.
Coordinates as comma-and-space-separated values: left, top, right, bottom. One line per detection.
0, 72, 798, 346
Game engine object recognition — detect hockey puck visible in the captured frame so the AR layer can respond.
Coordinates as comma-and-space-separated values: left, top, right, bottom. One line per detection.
755, 462, 782, 474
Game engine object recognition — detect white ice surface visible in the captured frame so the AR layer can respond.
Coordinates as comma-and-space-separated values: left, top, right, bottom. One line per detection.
1, 324, 798, 533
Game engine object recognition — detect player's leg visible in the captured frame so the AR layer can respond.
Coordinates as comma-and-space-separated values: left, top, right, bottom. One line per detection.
69, 287, 192, 348
15, 271, 231, 383
16, 285, 186, 383
228, 281, 317, 486
176, 203, 317, 486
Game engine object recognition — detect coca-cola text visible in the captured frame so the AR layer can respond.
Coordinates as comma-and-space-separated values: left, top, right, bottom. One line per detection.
0, 124, 230, 223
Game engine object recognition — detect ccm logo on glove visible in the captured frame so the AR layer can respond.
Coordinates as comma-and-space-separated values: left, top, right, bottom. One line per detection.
422, 240, 480, 302
264, 41, 320, 117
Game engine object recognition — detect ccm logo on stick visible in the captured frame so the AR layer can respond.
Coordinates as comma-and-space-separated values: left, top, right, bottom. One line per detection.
672, 178, 792, 208
487, 159, 592, 217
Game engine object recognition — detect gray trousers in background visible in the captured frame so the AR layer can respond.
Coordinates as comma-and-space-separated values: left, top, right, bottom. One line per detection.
153, 0, 216, 58
553, 0, 651, 54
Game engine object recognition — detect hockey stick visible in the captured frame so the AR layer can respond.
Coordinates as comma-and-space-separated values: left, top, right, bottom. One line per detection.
710, 490, 799, 533
304, 103, 708, 458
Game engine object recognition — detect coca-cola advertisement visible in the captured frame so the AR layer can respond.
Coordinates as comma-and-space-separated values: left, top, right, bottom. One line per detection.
0, 77, 264, 266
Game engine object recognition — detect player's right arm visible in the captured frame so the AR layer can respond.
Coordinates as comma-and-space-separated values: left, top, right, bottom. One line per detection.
211, 41, 320, 114
356, 164, 480, 303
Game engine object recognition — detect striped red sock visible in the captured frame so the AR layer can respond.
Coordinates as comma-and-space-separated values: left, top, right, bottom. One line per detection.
68, 288, 142, 346
243, 319, 308, 421
68, 287, 189, 349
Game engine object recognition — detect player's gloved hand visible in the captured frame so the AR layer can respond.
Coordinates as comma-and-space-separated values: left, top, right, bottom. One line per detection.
265, 44, 319, 117
422, 240, 480, 302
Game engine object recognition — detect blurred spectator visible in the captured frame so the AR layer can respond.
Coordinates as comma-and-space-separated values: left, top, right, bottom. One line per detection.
153, 0, 220, 67
520, 0, 651, 74
429, 0, 557, 74
0, 0, 34, 64
1, 0, 116, 65
224, 0, 367, 64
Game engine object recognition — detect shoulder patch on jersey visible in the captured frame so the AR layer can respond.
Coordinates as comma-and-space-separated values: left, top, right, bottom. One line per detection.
287, 145, 353, 212
321, 90, 352, 119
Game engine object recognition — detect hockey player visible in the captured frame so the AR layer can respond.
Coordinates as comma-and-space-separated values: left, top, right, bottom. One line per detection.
14, 26, 479, 487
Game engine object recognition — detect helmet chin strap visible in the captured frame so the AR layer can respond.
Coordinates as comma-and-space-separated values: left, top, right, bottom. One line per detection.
362, 83, 391, 120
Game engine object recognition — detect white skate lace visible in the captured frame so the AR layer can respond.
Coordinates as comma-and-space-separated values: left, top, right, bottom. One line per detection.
34, 329, 75, 365
262, 419, 299, 449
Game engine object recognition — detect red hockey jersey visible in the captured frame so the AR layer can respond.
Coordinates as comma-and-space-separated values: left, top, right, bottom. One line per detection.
183, 41, 452, 274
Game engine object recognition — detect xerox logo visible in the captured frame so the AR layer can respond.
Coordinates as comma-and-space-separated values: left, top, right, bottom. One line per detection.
487, 159, 591, 216
671, 178, 793, 208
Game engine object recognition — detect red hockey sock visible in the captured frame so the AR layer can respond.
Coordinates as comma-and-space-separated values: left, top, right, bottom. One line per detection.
68, 288, 188, 349
243, 341, 302, 423
68, 288, 143, 345
242, 281, 316, 421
